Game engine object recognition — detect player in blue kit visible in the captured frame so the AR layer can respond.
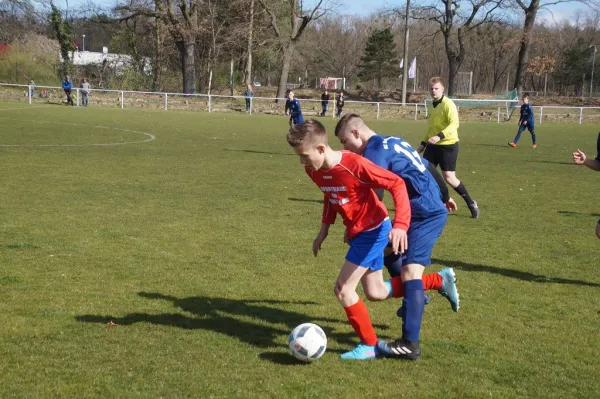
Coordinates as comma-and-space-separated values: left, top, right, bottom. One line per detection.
509, 95, 537, 148
335, 114, 460, 360
284, 90, 304, 126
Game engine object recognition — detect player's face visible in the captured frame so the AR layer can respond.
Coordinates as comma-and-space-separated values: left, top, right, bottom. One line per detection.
337, 129, 363, 154
288, 92, 294, 100
430, 82, 444, 100
523, 97, 529, 104
293, 143, 324, 170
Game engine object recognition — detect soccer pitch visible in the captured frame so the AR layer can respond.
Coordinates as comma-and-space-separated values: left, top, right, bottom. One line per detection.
1, 103, 598, 398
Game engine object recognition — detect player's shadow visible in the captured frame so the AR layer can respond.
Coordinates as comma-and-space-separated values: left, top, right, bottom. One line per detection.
433, 258, 600, 287
288, 197, 323, 204
557, 210, 600, 217
222, 148, 294, 156
76, 293, 388, 357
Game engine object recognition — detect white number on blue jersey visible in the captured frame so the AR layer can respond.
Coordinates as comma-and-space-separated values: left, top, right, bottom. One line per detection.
382, 137, 427, 173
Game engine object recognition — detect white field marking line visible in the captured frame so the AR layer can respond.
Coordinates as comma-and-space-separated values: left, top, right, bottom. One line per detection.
0, 117, 156, 147
0, 105, 48, 111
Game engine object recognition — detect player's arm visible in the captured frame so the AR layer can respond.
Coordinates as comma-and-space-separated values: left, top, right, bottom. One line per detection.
427, 162, 449, 202
355, 158, 411, 254
313, 195, 336, 256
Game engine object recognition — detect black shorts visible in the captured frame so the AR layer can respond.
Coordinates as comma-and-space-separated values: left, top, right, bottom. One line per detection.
423, 142, 459, 172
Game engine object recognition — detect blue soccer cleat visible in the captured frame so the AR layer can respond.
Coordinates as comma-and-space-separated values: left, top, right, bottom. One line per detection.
339, 342, 379, 360
438, 267, 460, 312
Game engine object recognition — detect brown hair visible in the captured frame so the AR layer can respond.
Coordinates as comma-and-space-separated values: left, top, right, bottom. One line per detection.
522, 94, 529, 100
334, 113, 363, 137
287, 119, 328, 147
430, 77, 445, 87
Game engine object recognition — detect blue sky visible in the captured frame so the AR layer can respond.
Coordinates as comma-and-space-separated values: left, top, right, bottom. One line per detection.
59, 0, 591, 23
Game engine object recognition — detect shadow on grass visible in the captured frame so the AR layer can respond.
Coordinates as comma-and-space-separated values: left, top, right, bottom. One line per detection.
433, 258, 600, 287
526, 160, 573, 165
558, 210, 600, 217
288, 197, 323, 204
469, 143, 511, 148
76, 293, 391, 361
223, 148, 294, 156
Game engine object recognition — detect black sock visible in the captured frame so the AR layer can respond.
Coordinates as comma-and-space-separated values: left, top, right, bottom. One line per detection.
453, 182, 474, 206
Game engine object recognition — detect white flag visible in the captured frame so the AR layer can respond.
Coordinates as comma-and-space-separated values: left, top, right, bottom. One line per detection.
408, 57, 417, 79
399, 58, 404, 69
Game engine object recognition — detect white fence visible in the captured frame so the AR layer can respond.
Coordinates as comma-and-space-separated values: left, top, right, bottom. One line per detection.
2, 83, 600, 124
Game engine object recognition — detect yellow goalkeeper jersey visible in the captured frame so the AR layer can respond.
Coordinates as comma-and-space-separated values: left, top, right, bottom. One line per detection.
424, 96, 459, 145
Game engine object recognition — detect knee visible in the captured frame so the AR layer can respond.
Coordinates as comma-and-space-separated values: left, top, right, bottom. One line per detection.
334, 280, 353, 302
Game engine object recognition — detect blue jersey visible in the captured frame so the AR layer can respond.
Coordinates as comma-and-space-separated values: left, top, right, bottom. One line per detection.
285, 99, 304, 125
363, 135, 447, 219
520, 103, 534, 122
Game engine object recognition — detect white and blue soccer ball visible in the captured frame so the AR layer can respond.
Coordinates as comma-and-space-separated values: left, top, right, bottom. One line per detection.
288, 323, 327, 362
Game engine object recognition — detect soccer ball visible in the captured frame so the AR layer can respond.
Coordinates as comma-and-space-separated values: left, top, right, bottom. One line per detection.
288, 323, 327, 362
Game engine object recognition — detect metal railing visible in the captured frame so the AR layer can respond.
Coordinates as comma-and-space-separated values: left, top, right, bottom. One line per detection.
2, 83, 600, 124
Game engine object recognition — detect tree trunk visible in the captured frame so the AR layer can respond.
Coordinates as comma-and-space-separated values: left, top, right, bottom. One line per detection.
276, 41, 295, 102
176, 37, 196, 94
245, 0, 254, 86
514, 0, 540, 94
152, 16, 162, 92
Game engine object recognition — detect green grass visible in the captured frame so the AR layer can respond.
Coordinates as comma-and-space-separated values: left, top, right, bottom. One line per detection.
1, 103, 599, 398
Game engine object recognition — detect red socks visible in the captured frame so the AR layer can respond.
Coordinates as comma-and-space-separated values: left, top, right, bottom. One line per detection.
343, 298, 377, 346
390, 273, 442, 298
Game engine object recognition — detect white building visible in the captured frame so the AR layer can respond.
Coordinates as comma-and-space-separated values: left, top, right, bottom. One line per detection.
60, 47, 151, 75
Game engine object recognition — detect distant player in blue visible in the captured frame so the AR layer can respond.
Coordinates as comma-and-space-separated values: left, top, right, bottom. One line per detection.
509, 95, 537, 148
572, 132, 600, 238
284, 90, 304, 126
335, 114, 460, 361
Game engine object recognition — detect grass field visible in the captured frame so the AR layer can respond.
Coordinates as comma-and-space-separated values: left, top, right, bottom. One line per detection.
1, 103, 599, 398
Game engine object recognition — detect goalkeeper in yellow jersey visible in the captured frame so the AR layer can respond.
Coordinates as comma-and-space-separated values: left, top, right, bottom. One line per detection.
417, 77, 479, 219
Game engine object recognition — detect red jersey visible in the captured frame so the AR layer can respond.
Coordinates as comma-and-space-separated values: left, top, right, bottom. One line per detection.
305, 151, 411, 239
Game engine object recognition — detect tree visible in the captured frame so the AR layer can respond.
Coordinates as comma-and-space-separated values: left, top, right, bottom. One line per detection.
413, 0, 505, 96
358, 27, 400, 89
258, 0, 332, 101
512, 0, 594, 94
116, 0, 202, 94
50, 3, 75, 75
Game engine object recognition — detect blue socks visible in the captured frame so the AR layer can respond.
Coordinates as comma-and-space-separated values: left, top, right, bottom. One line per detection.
401, 279, 425, 343
384, 253, 402, 278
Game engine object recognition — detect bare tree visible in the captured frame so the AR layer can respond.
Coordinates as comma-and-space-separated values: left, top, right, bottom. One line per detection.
413, 0, 505, 96
116, 0, 201, 93
258, 0, 333, 101
512, 0, 595, 94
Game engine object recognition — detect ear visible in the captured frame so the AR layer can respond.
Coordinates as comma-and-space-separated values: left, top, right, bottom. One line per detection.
352, 128, 360, 138
316, 144, 326, 154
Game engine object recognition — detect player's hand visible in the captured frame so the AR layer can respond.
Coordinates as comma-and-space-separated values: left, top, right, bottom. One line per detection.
445, 198, 458, 212
313, 231, 328, 257
428, 136, 441, 145
573, 150, 587, 165
388, 228, 408, 255
416, 144, 425, 154
523, 120, 527, 126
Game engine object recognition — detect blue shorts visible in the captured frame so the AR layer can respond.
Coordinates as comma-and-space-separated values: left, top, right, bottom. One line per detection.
346, 219, 391, 271
519, 121, 535, 132
392, 212, 447, 267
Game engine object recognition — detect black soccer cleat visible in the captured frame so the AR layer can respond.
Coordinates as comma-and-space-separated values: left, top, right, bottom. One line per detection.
468, 200, 480, 219
376, 338, 421, 360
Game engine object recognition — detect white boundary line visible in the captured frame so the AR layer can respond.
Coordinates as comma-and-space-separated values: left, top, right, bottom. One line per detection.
0, 118, 156, 147
0, 105, 48, 111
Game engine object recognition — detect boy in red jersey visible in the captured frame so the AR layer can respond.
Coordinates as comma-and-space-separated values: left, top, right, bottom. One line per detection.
287, 119, 411, 360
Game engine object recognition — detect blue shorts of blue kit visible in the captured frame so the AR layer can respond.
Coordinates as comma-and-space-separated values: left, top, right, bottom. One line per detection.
346, 219, 392, 271
519, 120, 535, 132
389, 211, 447, 267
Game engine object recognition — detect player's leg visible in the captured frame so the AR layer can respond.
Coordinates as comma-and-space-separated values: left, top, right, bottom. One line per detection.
512, 124, 526, 145
338, 220, 391, 359
596, 218, 600, 239
528, 123, 537, 148
440, 144, 479, 218
422, 143, 442, 169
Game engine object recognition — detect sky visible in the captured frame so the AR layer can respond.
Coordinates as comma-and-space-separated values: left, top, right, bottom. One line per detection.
57, 0, 592, 24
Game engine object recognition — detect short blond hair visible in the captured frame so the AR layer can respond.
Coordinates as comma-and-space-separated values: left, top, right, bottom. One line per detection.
287, 120, 328, 148
430, 77, 445, 87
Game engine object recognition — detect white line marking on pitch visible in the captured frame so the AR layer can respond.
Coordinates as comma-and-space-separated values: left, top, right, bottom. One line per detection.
0, 117, 156, 147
